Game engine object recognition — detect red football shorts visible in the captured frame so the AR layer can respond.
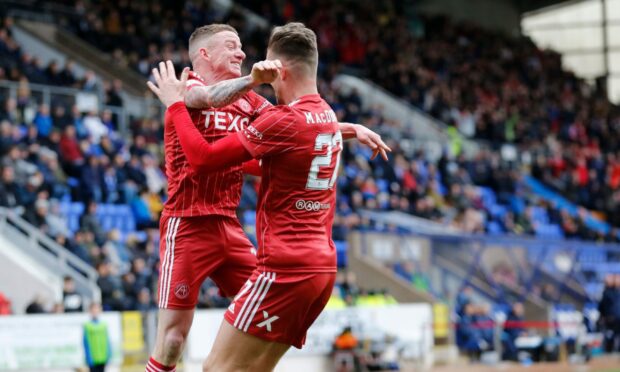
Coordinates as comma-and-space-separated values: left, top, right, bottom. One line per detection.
224, 270, 336, 348
158, 215, 256, 309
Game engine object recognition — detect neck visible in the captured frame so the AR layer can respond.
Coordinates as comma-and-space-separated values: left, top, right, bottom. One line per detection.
194, 62, 237, 85
279, 78, 318, 105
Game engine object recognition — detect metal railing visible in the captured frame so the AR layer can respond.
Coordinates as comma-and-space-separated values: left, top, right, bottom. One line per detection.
0, 207, 100, 303
0, 79, 163, 135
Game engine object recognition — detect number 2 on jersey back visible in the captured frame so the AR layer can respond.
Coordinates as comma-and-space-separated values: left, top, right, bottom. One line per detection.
306, 131, 343, 190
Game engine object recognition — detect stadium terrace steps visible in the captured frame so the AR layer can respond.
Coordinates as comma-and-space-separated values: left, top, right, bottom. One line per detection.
0, 208, 100, 313
348, 232, 436, 303
16, 19, 146, 96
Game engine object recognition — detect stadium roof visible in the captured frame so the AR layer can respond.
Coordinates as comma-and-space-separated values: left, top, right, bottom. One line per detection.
517, 0, 579, 14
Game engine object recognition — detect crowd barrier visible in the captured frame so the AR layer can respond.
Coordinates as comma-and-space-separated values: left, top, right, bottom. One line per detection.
0, 304, 433, 370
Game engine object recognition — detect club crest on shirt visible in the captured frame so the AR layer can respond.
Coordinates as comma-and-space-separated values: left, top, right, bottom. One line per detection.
237, 98, 252, 113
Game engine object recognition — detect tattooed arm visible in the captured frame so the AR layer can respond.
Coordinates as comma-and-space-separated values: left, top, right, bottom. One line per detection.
185, 75, 256, 109
185, 59, 282, 109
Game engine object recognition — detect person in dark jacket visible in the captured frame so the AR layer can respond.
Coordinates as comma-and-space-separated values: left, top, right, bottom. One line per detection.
599, 274, 616, 352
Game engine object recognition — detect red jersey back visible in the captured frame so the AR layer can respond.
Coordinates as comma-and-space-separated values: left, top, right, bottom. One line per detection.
163, 72, 271, 217
238, 94, 341, 273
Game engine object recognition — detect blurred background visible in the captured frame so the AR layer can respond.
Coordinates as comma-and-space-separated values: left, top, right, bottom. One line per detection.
0, 0, 620, 371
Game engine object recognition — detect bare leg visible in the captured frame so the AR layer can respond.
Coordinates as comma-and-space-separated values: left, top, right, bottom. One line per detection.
150, 308, 195, 365
202, 320, 290, 372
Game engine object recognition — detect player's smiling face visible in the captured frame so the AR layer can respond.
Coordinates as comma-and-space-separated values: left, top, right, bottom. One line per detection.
207, 31, 245, 78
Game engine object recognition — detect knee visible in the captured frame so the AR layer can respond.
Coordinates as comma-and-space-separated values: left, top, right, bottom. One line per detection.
162, 329, 186, 358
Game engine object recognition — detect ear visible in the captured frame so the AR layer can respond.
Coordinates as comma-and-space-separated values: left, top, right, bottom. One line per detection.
280, 66, 288, 81
200, 48, 210, 61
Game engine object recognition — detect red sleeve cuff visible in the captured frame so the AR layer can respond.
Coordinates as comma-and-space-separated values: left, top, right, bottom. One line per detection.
167, 101, 186, 115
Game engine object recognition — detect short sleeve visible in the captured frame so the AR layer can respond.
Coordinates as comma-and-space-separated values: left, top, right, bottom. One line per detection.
238, 106, 297, 158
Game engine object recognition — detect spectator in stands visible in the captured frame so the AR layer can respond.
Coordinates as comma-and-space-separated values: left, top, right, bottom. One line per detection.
96, 261, 125, 311
456, 286, 474, 316
83, 110, 108, 145
46, 198, 71, 237
25, 294, 47, 314
135, 287, 155, 312
456, 303, 491, 359
129, 188, 158, 230
81, 156, 106, 203
332, 326, 359, 372
0, 165, 23, 209
102, 229, 131, 273
80, 201, 105, 244
34, 104, 53, 139
503, 302, 526, 361
59, 125, 84, 174
0, 98, 19, 125
105, 79, 124, 107
25, 198, 50, 232
62, 276, 84, 313
599, 274, 616, 352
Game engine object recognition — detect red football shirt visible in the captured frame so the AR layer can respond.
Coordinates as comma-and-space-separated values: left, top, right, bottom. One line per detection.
238, 94, 342, 273
162, 72, 270, 217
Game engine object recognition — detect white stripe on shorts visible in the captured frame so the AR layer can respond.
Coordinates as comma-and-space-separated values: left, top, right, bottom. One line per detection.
242, 272, 276, 332
234, 273, 267, 329
158, 217, 174, 308
160, 217, 180, 308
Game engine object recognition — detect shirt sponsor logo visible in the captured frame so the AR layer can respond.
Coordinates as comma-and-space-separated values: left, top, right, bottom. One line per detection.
202, 110, 250, 132
256, 100, 272, 113
295, 199, 330, 212
245, 125, 263, 140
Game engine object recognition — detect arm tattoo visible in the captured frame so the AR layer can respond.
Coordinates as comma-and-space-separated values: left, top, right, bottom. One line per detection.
185, 75, 255, 109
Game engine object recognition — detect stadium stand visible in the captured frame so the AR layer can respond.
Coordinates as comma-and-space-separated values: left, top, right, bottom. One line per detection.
0, 2, 620, 368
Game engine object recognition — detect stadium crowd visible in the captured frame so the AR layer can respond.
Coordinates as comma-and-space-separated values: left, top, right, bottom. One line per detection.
237, 0, 620, 228
0, 0, 619, 313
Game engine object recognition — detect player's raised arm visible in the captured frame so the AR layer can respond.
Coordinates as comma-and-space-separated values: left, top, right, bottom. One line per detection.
338, 122, 392, 160
148, 61, 253, 172
184, 59, 282, 109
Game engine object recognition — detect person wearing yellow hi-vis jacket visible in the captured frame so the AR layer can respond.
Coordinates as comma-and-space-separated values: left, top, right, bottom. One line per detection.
83, 302, 111, 372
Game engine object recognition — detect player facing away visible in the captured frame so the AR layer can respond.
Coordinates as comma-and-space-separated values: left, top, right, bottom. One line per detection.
146, 24, 389, 372
147, 23, 384, 371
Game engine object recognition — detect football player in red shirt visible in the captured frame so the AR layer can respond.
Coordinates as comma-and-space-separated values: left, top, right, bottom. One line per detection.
148, 22, 389, 371
145, 24, 389, 372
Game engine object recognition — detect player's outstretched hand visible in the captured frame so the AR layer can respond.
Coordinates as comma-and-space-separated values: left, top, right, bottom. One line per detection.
147, 61, 190, 108
355, 125, 392, 161
250, 59, 282, 86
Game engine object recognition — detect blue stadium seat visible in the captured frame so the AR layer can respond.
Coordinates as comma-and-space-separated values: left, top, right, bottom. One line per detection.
376, 179, 389, 193
535, 224, 564, 239
530, 206, 549, 224
60, 202, 85, 233
243, 210, 256, 226
489, 204, 507, 219
479, 187, 496, 207
335, 240, 348, 268
486, 221, 503, 235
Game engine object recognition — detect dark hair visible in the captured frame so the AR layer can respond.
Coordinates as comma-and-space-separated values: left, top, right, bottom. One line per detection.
268, 22, 318, 75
